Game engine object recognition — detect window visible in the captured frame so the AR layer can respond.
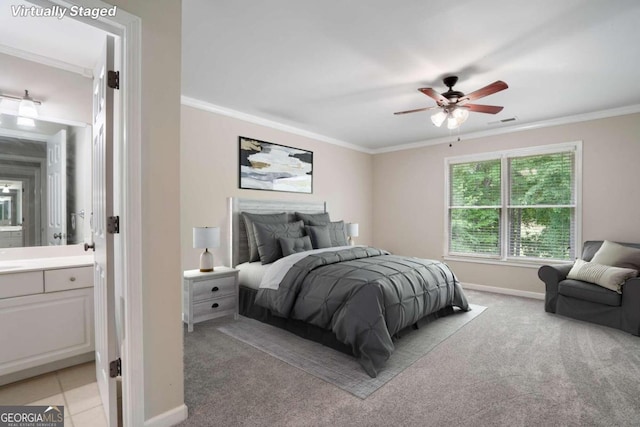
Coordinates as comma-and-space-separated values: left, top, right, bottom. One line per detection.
446, 142, 581, 263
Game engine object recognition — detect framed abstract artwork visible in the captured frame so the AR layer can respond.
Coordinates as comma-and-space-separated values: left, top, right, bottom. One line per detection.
238, 136, 313, 193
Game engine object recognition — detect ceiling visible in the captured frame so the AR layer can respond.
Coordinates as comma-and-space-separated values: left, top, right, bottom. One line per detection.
182, 0, 640, 152
2, 2, 639, 153
0, 0, 104, 73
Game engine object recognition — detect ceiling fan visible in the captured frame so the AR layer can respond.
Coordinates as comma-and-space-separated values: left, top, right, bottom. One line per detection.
394, 76, 508, 129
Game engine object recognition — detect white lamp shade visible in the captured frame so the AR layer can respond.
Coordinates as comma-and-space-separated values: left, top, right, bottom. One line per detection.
18, 91, 38, 118
193, 227, 220, 249
453, 108, 469, 122
430, 110, 447, 127
347, 223, 359, 237
446, 114, 459, 129
447, 108, 469, 129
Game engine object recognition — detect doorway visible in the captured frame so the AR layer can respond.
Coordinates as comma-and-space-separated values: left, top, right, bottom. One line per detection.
0, 1, 144, 425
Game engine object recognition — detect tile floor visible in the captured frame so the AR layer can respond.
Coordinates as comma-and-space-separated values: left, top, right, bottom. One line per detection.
0, 362, 113, 427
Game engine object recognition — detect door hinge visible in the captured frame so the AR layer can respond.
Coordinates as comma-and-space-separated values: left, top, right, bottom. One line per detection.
108, 70, 120, 90
109, 358, 121, 378
107, 216, 120, 234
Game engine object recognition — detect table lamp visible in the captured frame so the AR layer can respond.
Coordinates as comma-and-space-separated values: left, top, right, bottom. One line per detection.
193, 226, 220, 272
347, 223, 359, 246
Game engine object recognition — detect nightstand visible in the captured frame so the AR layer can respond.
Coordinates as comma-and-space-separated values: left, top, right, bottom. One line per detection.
182, 267, 239, 332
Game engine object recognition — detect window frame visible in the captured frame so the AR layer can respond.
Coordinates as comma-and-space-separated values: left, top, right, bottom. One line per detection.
444, 141, 582, 266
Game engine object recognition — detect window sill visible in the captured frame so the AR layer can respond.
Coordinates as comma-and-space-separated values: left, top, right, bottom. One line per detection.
443, 256, 573, 269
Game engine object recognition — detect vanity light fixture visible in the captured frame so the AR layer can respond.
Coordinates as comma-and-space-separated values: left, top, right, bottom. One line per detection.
19, 90, 39, 118
193, 226, 220, 272
0, 90, 42, 118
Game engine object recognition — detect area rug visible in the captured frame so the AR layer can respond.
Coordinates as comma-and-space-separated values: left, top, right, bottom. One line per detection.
217, 304, 486, 398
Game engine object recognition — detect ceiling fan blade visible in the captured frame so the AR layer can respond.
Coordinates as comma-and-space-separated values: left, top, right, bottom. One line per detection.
465, 104, 504, 114
459, 81, 508, 102
393, 106, 439, 115
418, 88, 449, 106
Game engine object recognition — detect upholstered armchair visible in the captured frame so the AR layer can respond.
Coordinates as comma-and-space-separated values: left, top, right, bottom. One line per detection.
539, 240, 640, 336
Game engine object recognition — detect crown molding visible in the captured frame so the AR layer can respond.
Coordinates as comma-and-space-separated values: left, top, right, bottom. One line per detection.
371, 104, 640, 154
0, 43, 93, 78
181, 96, 372, 154
180, 96, 640, 156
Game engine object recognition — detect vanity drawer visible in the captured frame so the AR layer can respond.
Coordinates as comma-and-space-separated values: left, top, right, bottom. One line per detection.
45, 266, 94, 292
0, 272, 43, 299
191, 275, 236, 301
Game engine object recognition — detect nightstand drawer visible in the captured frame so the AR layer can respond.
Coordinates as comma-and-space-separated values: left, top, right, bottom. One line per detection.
193, 295, 236, 319
191, 276, 236, 301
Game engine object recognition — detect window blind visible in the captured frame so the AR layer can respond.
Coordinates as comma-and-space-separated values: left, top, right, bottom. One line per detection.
449, 159, 501, 256
446, 145, 578, 262
507, 152, 576, 260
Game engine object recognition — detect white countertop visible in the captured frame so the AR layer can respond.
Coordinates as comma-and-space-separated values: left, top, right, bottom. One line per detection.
0, 226, 23, 232
0, 255, 94, 274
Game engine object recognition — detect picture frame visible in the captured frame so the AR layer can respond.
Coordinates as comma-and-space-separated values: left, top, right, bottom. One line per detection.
238, 136, 313, 194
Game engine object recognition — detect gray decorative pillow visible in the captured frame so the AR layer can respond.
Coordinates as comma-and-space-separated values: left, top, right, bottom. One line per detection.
567, 259, 638, 293
242, 212, 288, 262
591, 240, 640, 271
253, 220, 305, 264
313, 220, 348, 247
279, 236, 313, 257
296, 212, 330, 225
305, 225, 332, 249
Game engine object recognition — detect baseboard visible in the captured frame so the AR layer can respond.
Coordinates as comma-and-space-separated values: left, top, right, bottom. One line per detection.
461, 282, 545, 300
144, 404, 188, 427
0, 352, 95, 387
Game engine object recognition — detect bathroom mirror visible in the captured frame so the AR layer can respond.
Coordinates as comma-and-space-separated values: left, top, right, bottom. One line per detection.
0, 114, 91, 248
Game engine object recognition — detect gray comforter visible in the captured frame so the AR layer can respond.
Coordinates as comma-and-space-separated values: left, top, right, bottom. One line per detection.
255, 247, 469, 377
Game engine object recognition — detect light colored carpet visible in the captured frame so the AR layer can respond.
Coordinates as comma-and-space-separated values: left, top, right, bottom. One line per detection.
181, 290, 640, 427
217, 304, 486, 398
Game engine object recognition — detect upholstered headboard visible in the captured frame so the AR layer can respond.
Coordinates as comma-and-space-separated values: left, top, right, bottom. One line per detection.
228, 197, 327, 267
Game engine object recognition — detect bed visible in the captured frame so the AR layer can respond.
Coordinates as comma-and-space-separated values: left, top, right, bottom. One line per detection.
229, 197, 469, 377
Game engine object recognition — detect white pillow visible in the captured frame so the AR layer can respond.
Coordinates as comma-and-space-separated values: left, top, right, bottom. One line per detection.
591, 240, 640, 270
567, 259, 638, 294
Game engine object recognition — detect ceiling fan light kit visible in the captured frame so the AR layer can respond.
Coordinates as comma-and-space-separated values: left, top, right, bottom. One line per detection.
395, 76, 508, 131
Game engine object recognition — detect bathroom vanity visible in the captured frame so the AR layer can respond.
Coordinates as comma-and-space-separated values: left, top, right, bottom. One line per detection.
0, 256, 94, 385
0, 226, 23, 248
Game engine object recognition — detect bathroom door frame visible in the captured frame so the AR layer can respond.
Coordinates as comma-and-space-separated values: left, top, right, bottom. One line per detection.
28, 1, 145, 425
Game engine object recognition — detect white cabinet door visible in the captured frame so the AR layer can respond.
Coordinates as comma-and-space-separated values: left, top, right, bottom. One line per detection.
0, 288, 94, 378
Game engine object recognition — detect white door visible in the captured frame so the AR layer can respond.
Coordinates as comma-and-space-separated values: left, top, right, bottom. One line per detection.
46, 129, 67, 245
91, 35, 118, 427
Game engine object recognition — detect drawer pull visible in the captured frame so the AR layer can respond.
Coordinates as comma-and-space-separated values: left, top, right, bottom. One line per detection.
211, 286, 219, 292
211, 303, 219, 309
70, 277, 76, 282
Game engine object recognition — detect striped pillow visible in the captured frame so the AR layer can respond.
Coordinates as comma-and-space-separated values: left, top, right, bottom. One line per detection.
567, 259, 638, 293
